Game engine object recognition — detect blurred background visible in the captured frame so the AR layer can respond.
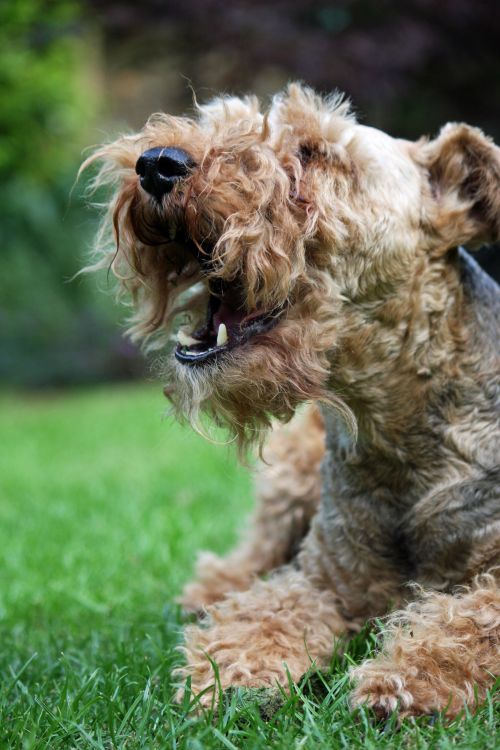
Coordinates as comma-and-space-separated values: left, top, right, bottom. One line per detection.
1, 0, 499, 390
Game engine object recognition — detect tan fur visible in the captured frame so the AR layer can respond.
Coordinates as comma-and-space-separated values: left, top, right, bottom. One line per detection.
86, 84, 500, 719
351, 576, 500, 718
180, 405, 324, 612
179, 568, 347, 702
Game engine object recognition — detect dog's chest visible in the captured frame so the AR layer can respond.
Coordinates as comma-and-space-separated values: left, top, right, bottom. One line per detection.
319, 409, 500, 592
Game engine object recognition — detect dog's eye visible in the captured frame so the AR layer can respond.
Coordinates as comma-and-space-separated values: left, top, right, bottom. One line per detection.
298, 144, 317, 166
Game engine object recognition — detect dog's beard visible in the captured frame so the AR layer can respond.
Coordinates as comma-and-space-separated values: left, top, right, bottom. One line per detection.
108, 190, 354, 450
160, 314, 355, 454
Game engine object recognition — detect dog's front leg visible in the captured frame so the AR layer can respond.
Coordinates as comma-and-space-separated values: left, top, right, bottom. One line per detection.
179, 406, 324, 613
351, 579, 500, 719
177, 566, 348, 705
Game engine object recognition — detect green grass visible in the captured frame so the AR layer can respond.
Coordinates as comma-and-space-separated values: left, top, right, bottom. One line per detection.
0, 384, 498, 748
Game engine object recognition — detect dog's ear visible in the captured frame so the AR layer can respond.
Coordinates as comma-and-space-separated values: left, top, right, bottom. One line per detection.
422, 123, 500, 249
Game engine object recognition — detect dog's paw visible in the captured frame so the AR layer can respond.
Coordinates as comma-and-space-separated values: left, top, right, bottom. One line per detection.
350, 663, 416, 720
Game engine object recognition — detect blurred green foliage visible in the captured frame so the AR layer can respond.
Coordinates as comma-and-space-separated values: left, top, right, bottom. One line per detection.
0, 0, 143, 387
0, 0, 88, 181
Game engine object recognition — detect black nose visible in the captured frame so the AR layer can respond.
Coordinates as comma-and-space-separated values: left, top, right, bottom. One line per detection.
135, 147, 194, 200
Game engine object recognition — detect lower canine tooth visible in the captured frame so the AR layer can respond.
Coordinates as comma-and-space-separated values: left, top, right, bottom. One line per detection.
216, 323, 228, 347
177, 330, 199, 347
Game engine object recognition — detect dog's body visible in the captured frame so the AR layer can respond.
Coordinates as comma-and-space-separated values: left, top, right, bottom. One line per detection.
88, 85, 500, 718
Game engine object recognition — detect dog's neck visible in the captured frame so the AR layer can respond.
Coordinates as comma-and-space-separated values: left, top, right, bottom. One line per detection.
326, 248, 495, 490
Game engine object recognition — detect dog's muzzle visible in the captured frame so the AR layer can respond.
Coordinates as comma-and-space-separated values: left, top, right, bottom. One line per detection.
135, 147, 194, 201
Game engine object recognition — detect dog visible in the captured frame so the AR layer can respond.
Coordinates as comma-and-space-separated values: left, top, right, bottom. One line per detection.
86, 83, 500, 718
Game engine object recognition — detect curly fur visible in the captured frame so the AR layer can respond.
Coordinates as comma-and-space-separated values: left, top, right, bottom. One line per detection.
351, 576, 500, 718
83, 86, 361, 449
178, 568, 348, 702
87, 83, 500, 719
180, 405, 324, 612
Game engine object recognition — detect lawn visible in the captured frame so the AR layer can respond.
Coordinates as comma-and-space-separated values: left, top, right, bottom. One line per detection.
0, 384, 498, 748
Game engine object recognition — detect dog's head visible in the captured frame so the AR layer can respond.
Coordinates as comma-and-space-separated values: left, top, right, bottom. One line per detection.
86, 83, 500, 448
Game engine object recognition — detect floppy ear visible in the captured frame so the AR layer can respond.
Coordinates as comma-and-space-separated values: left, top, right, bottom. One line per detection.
422, 123, 500, 249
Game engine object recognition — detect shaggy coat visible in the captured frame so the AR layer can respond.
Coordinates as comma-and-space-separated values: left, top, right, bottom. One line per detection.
87, 84, 500, 718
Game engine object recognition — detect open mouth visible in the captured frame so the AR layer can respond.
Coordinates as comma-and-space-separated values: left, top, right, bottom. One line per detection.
133, 204, 285, 367
175, 277, 282, 366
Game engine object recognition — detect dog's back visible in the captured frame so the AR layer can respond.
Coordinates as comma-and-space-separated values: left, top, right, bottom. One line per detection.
460, 247, 500, 352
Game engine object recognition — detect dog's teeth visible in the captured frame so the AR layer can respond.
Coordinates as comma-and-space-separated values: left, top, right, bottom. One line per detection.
177, 330, 199, 347
216, 323, 228, 347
